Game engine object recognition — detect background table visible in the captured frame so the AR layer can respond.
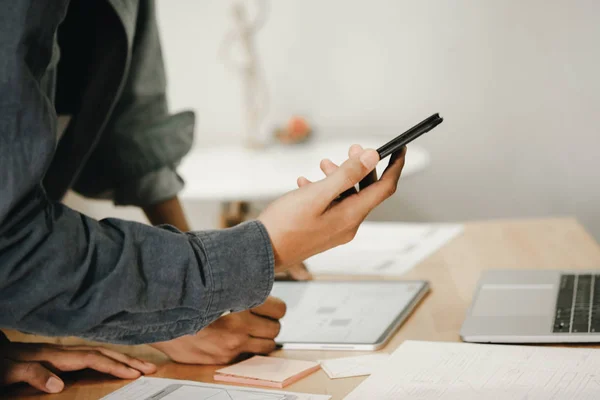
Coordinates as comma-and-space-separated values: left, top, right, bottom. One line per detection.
177, 139, 429, 226
5, 218, 600, 399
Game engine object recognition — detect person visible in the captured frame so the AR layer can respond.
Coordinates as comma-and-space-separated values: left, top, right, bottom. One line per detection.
0, 0, 406, 394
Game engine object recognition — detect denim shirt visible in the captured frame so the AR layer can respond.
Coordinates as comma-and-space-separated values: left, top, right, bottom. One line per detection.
0, 0, 274, 344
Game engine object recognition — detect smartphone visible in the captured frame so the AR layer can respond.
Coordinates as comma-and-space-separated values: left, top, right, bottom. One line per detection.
338, 113, 443, 199
377, 113, 443, 159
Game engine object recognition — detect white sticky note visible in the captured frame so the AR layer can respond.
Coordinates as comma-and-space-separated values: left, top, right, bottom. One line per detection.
319, 353, 389, 379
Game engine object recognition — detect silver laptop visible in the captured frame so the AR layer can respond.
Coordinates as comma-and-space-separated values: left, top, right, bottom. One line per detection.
461, 269, 600, 343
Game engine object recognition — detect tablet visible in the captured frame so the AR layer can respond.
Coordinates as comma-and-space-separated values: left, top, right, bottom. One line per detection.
271, 280, 429, 350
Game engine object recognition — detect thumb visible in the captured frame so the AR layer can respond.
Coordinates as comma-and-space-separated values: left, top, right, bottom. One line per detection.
316, 149, 379, 204
1, 359, 64, 394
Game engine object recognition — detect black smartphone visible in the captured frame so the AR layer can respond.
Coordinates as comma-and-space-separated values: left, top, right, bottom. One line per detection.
338, 113, 443, 199
377, 113, 443, 159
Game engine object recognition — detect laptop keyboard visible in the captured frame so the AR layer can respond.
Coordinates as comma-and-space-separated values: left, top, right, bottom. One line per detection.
553, 274, 600, 333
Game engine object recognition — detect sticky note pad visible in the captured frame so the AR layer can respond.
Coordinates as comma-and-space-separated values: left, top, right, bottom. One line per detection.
214, 356, 320, 388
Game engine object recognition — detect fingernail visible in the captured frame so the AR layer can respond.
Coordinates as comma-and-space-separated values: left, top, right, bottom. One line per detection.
46, 377, 64, 393
360, 150, 379, 169
349, 144, 363, 157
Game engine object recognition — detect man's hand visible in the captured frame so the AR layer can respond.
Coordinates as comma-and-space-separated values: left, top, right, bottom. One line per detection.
259, 145, 406, 270
0, 342, 156, 394
150, 296, 286, 365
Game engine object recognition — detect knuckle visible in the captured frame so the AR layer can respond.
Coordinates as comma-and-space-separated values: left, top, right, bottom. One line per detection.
21, 361, 38, 377
348, 228, 358, 241
339, 231, 354, 245
273, 321, 282, 337
224, 334, 245, 351
278, 302, 287, 318
269, 297, 287, 318
385, 181, 397, 197
262, 340, 277, 354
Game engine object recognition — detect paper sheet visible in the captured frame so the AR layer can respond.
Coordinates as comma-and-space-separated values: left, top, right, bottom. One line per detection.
344, 340, 600, 400
305, 222, 463, 276
102, 377, 330, 400
319, 354, 389, 379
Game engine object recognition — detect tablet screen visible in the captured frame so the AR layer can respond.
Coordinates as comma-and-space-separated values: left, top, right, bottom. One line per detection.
271, 281, 428, 347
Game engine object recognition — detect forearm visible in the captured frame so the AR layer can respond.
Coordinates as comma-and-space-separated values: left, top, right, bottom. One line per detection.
0, 194, 274, 345
143, 196, 190, 231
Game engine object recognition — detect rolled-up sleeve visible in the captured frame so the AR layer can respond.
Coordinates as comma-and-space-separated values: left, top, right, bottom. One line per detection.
72, 0, 195, 206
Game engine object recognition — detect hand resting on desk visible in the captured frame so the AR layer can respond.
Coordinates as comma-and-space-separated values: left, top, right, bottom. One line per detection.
0, 340, 156, 394
150, 296, 286, 365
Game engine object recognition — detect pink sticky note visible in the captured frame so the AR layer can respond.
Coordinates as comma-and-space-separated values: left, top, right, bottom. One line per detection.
214, 356, 321, 388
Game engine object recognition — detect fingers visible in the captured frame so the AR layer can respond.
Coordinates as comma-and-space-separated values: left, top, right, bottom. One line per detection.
353, 147, 407, 216
320, 158, 338, 176
87, 347, 156, 375
242, 338, 277, 355
297, 176, 311, 188
315, 148, 380, 205
348, 144, 363, 157
350, 144, 377, 191
297, 157, 341, 190
8, 343, 155, 377
251, 296, 287, 320
285, 263, 313, 281
46, 349, 142, 379
297, 144, 369, 192
246, 313, 281, 339
0, 358, 64, 394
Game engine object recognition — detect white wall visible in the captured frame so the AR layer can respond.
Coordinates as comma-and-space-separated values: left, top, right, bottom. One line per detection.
70, 0, 600, 240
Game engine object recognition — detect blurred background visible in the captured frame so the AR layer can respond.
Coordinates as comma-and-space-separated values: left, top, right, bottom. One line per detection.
66, 0, 600, 239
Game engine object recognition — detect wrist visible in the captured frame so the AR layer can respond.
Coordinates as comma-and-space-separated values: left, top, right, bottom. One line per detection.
257, 218, 284, 272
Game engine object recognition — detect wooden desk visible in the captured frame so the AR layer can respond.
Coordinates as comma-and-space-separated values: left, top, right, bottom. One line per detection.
4, 218, 600, 399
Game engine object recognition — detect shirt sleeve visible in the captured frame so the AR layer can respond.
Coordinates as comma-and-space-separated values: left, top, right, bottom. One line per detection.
113, 166, 184, 207
0, 1, 274, 345
71, 0, 194, 204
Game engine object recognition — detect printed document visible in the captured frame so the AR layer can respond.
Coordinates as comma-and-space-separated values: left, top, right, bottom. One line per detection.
305, 222, 463, 276
102, 376, 330, 400
345, 340, 600, 400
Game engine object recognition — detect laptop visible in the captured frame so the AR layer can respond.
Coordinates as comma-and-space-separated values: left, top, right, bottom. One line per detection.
461, 269, 600, 343
271, 280, 429, 350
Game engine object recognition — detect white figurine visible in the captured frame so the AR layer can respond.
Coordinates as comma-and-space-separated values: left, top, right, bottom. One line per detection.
220, 0, 270, 148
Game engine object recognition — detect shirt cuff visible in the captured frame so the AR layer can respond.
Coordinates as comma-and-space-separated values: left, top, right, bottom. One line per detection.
190, 220, 275, 314
114, 166, 184, 207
